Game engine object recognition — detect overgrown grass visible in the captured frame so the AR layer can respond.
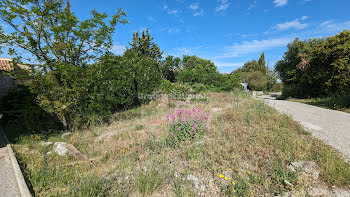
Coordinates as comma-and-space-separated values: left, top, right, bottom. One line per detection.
8, 92, 350, 196
288, 94, 350, 113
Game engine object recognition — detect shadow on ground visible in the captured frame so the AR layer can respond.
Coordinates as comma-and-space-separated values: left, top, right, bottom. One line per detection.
0, 85, 63, 143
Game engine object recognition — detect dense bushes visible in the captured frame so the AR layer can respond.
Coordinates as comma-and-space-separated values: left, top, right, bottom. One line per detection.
0, 85, 63, 141
30, 52, 161, 129
232, 53, 276, 91
275, 30, 350, 98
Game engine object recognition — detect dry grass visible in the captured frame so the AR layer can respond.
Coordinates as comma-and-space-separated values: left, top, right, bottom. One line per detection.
12, 92, 350, 196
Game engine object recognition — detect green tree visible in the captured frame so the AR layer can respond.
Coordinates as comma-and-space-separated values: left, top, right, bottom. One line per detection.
275, 31, 350, 98
257, 53, 267, 74
161, 55, 181, 82
0, 0, 127, 129
245, 71, 267, 91
178, 55, 220, 85
125, 28, 163, 61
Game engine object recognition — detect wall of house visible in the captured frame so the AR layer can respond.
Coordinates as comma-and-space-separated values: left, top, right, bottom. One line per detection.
0, 75, 15, 97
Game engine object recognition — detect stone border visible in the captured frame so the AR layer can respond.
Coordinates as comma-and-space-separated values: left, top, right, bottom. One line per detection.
1, 127, 31, 197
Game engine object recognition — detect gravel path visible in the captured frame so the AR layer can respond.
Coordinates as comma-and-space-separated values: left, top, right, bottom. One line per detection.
0, 129, 21, 197
259, 95, 350, 161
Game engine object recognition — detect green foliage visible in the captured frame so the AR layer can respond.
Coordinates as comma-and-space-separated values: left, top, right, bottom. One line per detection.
216, 74, 241, 92
0, 85, 63, 141
159, 79, 191, 101
0, 0, 127, 68
232, 53, 269, 91
257, 53, 267, 74
160, 55, 180, 82
177, 55, 220, 86
125, 28, 163, 61
0, 0, 128, 129
272, 83, 283, 92
245, 71, 267, 91
275, 31, 350, 98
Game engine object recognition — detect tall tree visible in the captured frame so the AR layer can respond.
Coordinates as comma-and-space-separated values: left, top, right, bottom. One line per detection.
0, 0, 127, 129
125, 28, 163, 61
275, 30, 350, 98
258, 53, 267, 74
161, 55, 180, 82
0, 0, 127, 69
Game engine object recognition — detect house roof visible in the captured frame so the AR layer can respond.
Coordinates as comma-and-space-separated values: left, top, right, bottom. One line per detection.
0, 58, 31, 71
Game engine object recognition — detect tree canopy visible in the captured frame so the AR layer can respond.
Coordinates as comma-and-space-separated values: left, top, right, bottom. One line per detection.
275, 30, 350, 98
0, 0, 127, 70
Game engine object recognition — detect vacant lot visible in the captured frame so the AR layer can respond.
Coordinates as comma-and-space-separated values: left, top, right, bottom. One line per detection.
10, 92, 350, 196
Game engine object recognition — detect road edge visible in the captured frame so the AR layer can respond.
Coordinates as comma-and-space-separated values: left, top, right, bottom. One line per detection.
0, 127, 31, 197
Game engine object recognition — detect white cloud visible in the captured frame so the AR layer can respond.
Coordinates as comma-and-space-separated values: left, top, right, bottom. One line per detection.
320, 20, 334, 27
111, 45, 126, 55
168, 9, 180, 15
274, 19, 308, 31
189, 3, 199, 10
273, 0, 288, 7
168, 27, 180, 34
216, 0, 230, 12
214, 61, 244, 68
170, 46, 202, 56
147, 16, 156, 22
194, 9, 204, 16
218, 37, 293, 58
163, 4, 180, 15
248, 0, 257, 10
318, 20, 350, 32
301, 16, 308, 21
188, 3, 204, 16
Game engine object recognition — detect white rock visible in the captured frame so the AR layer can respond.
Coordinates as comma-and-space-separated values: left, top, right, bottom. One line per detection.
41, 141, 53, 146
61, 132, 72, 138
288, 160, 319, 179
52, 142, 88, 160
211, 108, 222, 112
333, 188, 350, 197
187, 174, 199, 182
96, 130, 119, 142
308, 185, 333, 196
53, 142, 69, 156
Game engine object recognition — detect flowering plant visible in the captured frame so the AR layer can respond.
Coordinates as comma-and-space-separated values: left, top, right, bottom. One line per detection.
165, 107, 209, 146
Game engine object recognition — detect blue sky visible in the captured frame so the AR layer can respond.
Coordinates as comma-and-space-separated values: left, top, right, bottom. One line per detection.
4, 0, 350, 73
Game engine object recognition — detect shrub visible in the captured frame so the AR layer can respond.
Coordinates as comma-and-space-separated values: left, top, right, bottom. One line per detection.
165, 107, 210, 146
190, 83, 208, 93
272, 83, 283, 92
159, 79, 192, 101
0, 85, 63, 141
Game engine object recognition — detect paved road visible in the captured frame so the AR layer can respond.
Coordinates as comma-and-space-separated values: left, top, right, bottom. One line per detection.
259, 95, 350, 162
0, 128, 21, 197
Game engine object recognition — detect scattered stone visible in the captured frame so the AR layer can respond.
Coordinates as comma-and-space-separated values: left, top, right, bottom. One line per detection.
186, 174, 206, 196
61, 132, 72, 138
96, 130, 119, 142
187, 174, 199, 182
46, 151, 52, 155
53, 142, 70, 156
53, 142, 88, 161
211, 108, 223, 112
287, 160, 319, 179
41, 141, 53, 147
333, 188, 350, 197
307, 185, 333, 196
